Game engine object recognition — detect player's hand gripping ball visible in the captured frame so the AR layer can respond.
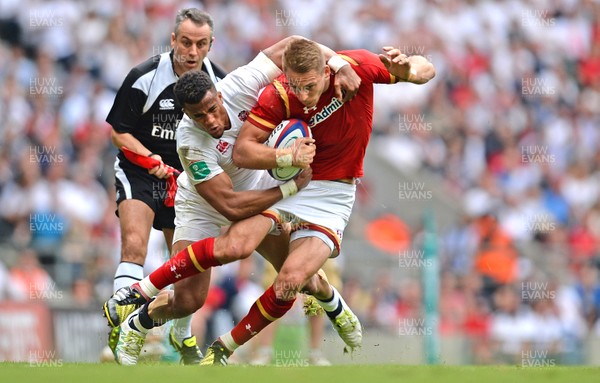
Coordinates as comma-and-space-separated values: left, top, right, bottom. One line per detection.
265, 119, 312, 181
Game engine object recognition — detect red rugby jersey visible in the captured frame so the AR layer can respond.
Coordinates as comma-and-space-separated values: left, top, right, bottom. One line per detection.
247, 49, 397, 180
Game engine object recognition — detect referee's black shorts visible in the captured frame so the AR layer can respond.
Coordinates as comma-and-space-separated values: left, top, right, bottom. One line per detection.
114, 158, 175, 230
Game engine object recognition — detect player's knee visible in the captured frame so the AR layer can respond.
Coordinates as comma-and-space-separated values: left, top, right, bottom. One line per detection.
274, 269, 306, 300
217, 237, 254, 263
172, 291, 205, 318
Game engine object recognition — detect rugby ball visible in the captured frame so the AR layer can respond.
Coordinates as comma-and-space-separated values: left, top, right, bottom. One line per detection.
265, 119, 312, 181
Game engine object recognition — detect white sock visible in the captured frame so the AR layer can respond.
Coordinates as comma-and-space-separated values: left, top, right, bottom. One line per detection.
138, 276, 160, 298
316, 285, 342, 313
219, 332, 240, 352
114, 262, 143, 292
171, 315, 193, 344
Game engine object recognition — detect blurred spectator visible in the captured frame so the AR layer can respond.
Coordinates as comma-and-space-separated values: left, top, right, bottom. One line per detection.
472, 214, 519, 294
573, 262, 600, 329
529, 298, 563, 357
368, 272, 401, 330
489, 284, 536, 364
341, 276, 372, 325
8, 248, 58, 301
560, 161, 599, 221
568, 205, 600, 268
438, 271, 467, 335
0, 260, 26, 301
395, 278, 423, 327
0, 151, 47, 247
460, 272, 493, 364
71, 278, 95, 308
28, 159, 70, 268
556, 281, 587, 364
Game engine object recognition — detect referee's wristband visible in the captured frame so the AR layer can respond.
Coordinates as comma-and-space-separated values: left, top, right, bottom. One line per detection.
279, 180, 298, 198
327, 55, 349, 73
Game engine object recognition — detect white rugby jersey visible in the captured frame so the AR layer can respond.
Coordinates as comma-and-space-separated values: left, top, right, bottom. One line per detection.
176, 52, 282, 219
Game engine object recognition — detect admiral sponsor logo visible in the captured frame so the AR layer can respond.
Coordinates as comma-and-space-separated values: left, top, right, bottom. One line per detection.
159, 99, 175, 110
308, 97, 343, 127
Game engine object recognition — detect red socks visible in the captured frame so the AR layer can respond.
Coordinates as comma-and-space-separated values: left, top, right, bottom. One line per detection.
230, 285, 295, 346
148, 237, 219, 290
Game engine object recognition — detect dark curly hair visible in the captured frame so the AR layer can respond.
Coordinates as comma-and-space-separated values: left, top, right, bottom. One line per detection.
173, 70, 216, 108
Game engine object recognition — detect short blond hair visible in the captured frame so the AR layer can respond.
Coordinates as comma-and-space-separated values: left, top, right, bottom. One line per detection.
283, 39, 325, 74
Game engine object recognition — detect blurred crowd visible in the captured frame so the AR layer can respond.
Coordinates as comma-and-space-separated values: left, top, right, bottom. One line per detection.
0, 0, 599, 364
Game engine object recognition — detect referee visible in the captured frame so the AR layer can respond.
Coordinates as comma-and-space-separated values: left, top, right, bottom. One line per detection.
105, 8, 226, 364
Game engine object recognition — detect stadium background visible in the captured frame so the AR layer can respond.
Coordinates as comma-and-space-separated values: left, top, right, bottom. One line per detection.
0, 0, 599, 366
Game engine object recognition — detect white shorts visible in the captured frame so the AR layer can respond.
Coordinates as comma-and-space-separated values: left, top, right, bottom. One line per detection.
261, 180, 356, 257
173, 172, 280, 243
172, 194, 226, 243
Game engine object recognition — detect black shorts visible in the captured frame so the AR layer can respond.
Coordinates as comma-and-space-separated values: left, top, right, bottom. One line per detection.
114, 158, 175, 230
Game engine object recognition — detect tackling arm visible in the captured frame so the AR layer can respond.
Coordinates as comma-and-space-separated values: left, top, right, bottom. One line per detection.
262, 35, 353, 72
261, 36, 360, 101
194, 168, 311, 222
262, 35, 303, 69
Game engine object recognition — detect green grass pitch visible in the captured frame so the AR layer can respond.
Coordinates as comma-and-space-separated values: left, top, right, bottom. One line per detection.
1, 364, 598, 383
